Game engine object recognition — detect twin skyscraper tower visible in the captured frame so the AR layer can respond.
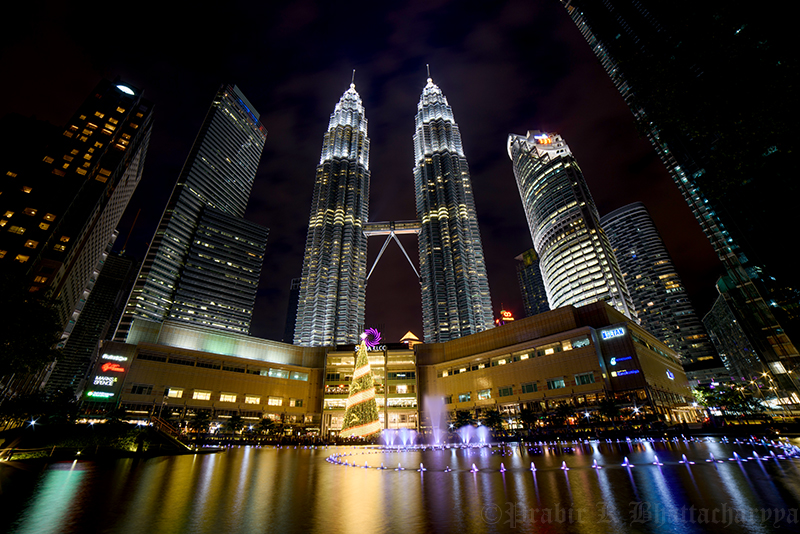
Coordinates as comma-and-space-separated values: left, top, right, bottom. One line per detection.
295, 77, 494, 346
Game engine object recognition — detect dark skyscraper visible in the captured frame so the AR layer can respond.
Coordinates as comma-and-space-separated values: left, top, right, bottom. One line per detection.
0, 80, 153, 347
515, 249, 549, 318
115, 85, 268, 339
601, 202, 721, 371
414, 76, 493, 343
561, 1, 799, 382
508, 131, 633, 318
295, 82, 370, 347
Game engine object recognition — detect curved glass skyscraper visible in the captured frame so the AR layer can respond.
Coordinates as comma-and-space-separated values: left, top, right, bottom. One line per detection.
414, 77, 493, 342
295, 82, 370, 346
508, 131, 632, 317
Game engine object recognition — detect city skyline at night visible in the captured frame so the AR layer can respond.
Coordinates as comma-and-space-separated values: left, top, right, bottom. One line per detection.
0, 1, 722, 344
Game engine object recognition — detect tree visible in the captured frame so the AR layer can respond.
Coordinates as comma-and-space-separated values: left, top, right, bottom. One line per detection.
226, 414, 244, 435
258, 417, 276, 435
552, 403, 575, 427
188, 411, 211, 434
598, 397, 621, 429
518, 408, 537, 436
340, 339, 381, 438
481, 409, 505, 436
0, 273, 62, 378
453, 410, 475, 430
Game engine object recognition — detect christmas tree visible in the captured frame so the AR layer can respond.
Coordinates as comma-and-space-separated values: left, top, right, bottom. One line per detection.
340, 336, 381, 437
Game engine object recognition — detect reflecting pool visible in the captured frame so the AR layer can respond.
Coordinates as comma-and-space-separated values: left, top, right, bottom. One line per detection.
2, 438, 799, 533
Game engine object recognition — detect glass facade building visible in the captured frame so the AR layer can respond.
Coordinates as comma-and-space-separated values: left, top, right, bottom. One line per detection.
413, 77, 493, 343
116, 85, 268, 339
508, 131, 632, 317
515, 249, 549, 318
601, 202, 721, 370
295, 83, 370, 346
560, 0, 799, 384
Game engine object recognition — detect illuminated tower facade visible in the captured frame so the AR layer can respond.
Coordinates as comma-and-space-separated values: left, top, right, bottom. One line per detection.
295, 83, 370, 346
115, 85, 268, 339
414, 77, 493, 343
508, 131, 633, 317
601, 202, 720, 369
0, 80, 153, 346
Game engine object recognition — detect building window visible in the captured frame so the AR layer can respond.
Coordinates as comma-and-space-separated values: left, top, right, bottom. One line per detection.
22, 208, 37, 216
14, 254, 29, 263
547, 378, 566, 390
60, 236, 70, 242
8, 226, 25, 235
268, 368, 289, 379
43, 156, 54, 164
290, 371, 309, 381
477, 389, 491, 400
220, 393, 237, 403
0, 250, 6, 259
499, 386, 513, 397
43, 213, 56, 221
396, 384, 408, 394
575, 372, 595, 386
53, 244, 66, 252
24, 240, 38, 249
131, 384, 153, 395
33, 276, 47, 283
39, 222, 50, 230
521, 382, 537, 394
289, 398, 303, 407
458, 392, 471, 403
268, 397, 283, 406
245, 396, 260, 405
192, 391, 211, 401
444, 395, 452, 404
167, 388, 183, 399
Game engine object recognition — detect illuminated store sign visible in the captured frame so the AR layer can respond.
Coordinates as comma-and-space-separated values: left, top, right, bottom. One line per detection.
102, 354, 128, 362
534, 134, 552, 144
86, 391, 115, 398
601, 327, 625, 340
611, 369, 640, 377
101, 362, 125, 373
93, 376, 118, 386
609, 356, 632, 366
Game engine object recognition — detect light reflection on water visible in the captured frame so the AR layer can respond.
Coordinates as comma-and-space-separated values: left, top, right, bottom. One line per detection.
2, 440, 799, 534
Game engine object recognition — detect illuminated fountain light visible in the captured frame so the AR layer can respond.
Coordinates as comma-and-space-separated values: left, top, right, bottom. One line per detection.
621, 457, 633, 468
705, 453, 723, 463
499, 463, 507, 473
378, 463, 386, 470
530, 462, 537, 472
592, 460, 602, 469
679, 454, 695, 465
470, 464, 479, 473
444, 466, 452, 472
652, 455, 663, 466
561, 461, 569, 471
396, 463, 405, 471
363, 462, 369, 469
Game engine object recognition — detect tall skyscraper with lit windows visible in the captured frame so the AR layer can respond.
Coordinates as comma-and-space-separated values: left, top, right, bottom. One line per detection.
294, 82, 370, 347
601, 202, 721, 370
414, 77, 493, 343
508, 130, 632, 317
115, 85, 268, 340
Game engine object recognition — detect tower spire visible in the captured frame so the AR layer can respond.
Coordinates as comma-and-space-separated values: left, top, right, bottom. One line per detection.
351, 69, 356, 87
426, 63, 431, 81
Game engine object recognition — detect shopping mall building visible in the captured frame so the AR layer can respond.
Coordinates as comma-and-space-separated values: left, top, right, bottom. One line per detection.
86, 302, 698, 434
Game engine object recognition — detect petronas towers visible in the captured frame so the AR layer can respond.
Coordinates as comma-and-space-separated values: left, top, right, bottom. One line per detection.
295, 76, 493, 346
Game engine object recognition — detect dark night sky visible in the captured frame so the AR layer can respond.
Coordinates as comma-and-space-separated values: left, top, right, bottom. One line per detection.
1, 0, 721, 343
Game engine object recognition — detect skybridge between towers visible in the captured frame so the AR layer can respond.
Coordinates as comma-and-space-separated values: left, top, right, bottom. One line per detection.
363, 220, 421, 281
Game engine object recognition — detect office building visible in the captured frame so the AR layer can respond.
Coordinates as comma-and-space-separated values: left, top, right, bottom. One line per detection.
560, 0, 799, 385
507, 131, 633, 317
601, 202, 722, 373
414, 76, 493, 342
0, 79, 153, 346
115, 85, 268, 340
295, 82, 370, 347
515, 249, 549, 317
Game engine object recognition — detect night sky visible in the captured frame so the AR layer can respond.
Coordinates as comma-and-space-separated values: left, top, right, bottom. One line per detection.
1, 1, 721, 343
